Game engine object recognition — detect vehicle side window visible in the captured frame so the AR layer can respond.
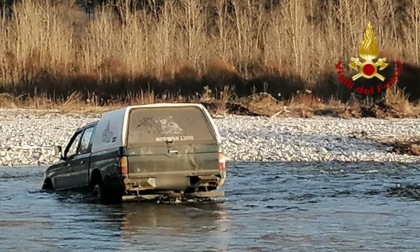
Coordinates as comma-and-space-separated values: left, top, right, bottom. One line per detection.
65, 131, 83, 159
79, 127, 95, 154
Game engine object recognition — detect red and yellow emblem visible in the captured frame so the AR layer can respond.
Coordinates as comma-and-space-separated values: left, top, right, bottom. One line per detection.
349, 22, 388, 81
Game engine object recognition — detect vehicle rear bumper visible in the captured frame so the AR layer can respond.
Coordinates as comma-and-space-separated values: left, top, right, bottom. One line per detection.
122, 170, 227, 193
122, 190, 225, 202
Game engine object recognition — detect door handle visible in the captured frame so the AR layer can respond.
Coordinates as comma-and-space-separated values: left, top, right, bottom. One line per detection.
80, 160, 85, 165
168, 149, 178, 154
66, 163, 71, 167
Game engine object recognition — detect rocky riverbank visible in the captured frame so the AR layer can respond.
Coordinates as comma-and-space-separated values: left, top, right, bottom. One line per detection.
0, 108, 420, 166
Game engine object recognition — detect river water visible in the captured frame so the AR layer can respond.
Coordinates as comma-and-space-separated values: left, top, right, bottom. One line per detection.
1, 162, 420, 251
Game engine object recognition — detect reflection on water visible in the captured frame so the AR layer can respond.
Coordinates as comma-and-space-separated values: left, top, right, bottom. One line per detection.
116, 202, 230, 251
2, 163, 420, 251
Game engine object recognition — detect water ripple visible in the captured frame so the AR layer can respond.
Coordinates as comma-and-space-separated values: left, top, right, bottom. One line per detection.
1, 162, 420, 251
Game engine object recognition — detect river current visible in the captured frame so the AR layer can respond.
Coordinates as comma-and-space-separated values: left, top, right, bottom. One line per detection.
1, 162, 420, 251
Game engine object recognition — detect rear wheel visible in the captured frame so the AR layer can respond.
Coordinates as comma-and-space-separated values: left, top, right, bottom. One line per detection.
90, 169, 122, 204
90, 170, 107, 203
91, 181, 121, 204
92, 183, 106, 203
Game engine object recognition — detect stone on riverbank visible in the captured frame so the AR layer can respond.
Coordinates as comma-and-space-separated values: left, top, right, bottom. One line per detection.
0, 108, 419, 166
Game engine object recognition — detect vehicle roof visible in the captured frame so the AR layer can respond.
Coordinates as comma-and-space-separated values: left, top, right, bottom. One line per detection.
76, 121, 98, 131
125, 103, 206, 110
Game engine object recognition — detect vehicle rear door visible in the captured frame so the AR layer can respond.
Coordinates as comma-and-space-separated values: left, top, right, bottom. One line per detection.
125, 106, 220, 178
68, 126, 96, 189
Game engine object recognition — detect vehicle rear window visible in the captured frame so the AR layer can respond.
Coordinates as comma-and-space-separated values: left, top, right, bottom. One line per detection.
127, 106, 216, 145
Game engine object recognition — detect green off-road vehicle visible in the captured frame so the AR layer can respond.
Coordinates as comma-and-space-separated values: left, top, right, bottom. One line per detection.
42, 103, 227, 203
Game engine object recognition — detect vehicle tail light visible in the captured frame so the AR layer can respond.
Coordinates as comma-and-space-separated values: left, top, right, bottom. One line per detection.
218, 151, 226, 170
119, 156, 128, 175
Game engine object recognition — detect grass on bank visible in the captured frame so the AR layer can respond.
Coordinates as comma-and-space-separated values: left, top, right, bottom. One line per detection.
0, 0, 420, 105
1, 86, 419, 119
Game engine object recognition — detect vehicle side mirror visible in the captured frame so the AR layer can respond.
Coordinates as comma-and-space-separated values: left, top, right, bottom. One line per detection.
54, 145, 64, 160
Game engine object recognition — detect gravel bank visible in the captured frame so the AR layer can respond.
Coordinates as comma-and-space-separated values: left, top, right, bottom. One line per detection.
1, 108, 420, 166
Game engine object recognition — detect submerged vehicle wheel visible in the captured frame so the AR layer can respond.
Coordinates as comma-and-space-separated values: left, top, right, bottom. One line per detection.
92, 183, 121, 204
42, 178, 54, 191
92, 183, 106, 203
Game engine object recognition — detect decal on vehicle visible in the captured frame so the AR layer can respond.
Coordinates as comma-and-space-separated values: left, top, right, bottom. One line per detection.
102, 121, 114, 143
159, 117, 183, 135
128, 106, 216, 145
155, 136, 194, 142
136, 117, 159, 133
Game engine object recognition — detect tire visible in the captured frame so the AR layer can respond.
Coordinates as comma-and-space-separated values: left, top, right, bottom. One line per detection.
42, 178, 54, 191
92, 183, 121, 204
92, 183, 106, 203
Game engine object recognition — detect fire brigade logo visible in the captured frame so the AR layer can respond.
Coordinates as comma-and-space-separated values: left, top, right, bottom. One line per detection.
349, 22, 388, 81
335, 21, 402, 95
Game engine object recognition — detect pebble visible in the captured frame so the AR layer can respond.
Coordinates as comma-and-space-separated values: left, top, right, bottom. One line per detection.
0, 108, 420, 166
